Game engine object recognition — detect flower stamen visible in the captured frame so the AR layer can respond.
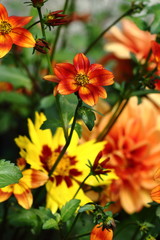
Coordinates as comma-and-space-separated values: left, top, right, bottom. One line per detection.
75, 73, 89, 86
0, 20, 12, 34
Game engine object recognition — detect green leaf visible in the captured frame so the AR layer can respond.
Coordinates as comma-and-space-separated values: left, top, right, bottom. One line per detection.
61, 199, 81, 222
0, 65, 32, 90
39, 95, 55, 109
78, 106, 96, 131
42, 218, 59, 230
130, 89, 160, 97
33, 207, 53, 223
74, 123, 82, 138
0, 160, 22, 188
156, 206, 160, 218
0, 92, 30, 105
78, 204, 96, 213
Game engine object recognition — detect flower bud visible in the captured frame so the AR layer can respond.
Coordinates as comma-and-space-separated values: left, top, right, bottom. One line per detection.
34, 38, 50, 54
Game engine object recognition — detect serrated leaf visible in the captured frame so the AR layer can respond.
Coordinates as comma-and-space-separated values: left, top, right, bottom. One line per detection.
78, 106, 96, 131
42, 218, 59, 230
61, 199, 80, 222
78, 204, 95, 213
0, 160, 22, 188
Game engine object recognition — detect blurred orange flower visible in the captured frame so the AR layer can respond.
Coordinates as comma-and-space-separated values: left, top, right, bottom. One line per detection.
0, 3, 35, 58
45, 53, 114, 106
82, 96, 160, 213
90, 224, 113, 240
151, 168, 160, 203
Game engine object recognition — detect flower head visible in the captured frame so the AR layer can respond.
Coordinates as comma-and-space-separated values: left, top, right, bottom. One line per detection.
0, 158, 48, 209
15, 112, 116, 212
34, 38, 50, 54
46, 53, 114, 106
0, 3, 35, 58
31, 0, 45, 8
81, 96, 160, 213
92, 151, 110, 175
44, 10, 68, 27
151, 168, 160, 203
90, 224, 113, 240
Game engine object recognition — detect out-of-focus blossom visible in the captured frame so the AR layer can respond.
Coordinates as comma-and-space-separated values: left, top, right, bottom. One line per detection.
44, 10, 68, 27
0, 3, 35, 58
15, 112, 116, 212
90, 224, 113, 240
0, 82, 13, 91
81, 96, 160, 213
0, 158, 48, 209
45, 53, 114, 106
151, 168, 160, 203
34, 38, 50, 54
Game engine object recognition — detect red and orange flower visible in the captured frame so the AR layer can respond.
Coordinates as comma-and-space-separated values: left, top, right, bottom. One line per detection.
0, 3, 35, 58
90, 224, 113, 240
44, 53, 114, 106
0, 158, 48, 209
151, 168, 160, 204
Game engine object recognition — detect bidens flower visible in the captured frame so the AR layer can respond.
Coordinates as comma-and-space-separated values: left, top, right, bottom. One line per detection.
15, 112, 116, 212
45, 53, 114, 106
90, 224, 113, 240
0, 3, 35, 58
0, 158, 48, 209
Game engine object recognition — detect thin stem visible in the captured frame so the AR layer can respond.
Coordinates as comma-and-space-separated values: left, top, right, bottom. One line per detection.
69, 232, 91, 239
84, 7, 136, 55
37, 7, 46, 38
72, 173, 91, 199
49, 99, 82, 177
27, 20, 41, 30
63, 213, 80, 240
50, 0, 70, 62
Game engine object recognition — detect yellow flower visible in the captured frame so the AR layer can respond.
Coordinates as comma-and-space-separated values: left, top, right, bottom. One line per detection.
15, 112, 117, 212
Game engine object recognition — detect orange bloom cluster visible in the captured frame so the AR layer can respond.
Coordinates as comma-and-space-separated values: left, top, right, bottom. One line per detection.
82, 96, 160, 213
151, 168, 160, 203
44, 53, 114, 106
0, 3, 35, 58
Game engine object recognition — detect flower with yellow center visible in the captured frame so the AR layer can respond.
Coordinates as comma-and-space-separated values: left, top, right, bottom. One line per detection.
0, 3, 35, 58
15, 112, 117, 212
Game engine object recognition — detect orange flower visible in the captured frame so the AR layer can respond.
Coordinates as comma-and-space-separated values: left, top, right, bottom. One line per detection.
81, 96, 160, 213
0, 158, 48, 209
151, 168, 160, 203
90, 224, 113, 240
50, 53, 114, 106
0, 82, 13, 91
0, 3, 35, 58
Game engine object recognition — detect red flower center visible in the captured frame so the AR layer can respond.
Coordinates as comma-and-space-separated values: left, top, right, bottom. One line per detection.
0, 20, 12, 34
75, 73, 89, 86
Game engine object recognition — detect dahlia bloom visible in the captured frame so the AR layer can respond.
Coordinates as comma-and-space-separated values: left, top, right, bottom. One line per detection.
0, 158, 48, 209
90, 224, 113, 240
151, 168, 160, 203
15, 112, 117, 212
0, 3, 35, 58
44, 53, 114, 106
81, 95, 160, 213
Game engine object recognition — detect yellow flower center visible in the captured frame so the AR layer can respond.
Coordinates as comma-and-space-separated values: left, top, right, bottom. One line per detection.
0, 21, 12, 34
47, 15, 55, 20
75, 73, 89, 86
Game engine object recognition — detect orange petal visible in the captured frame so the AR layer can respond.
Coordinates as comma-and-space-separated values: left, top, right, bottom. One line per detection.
0, 186, 13, 202
43, 74, 60, 83
13, 182, 33, 209
54, 63, 76, 80
151, 185, 160, 203
57, 79, 78, 94
154, 168, 160, 183
89, 69, 114, 86
78, 85, 98, 106
8, 16, 32, 28
22, 169, 48, 188
0, 34, 13, 58
0, 4, 8, 20
10, 28, 35, 47
90, 224, 113, 240
88, 63, 104, 74
73, 53, 90, 74
151, 41, 160, 63
96, 86, 107, 99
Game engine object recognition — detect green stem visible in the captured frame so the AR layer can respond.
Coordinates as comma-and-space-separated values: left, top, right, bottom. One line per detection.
50, 0, 70, 62
49, 99, 82, 177
84, 7, 136, 55
72, 173, 91, 199
27, 20, 41, 30
63, 213, 81, 240
96, 98, 128, 141
69, 232, 91, 239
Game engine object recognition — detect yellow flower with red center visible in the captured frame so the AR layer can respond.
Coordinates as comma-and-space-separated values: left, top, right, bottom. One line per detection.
151, 168, 160, 203
15, 112, 117, 212
81, 95, 160, 214
0, 158, 48, 209
44, 53, 114, 106
90, 224, 113, 240
0, 3, 35, 58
